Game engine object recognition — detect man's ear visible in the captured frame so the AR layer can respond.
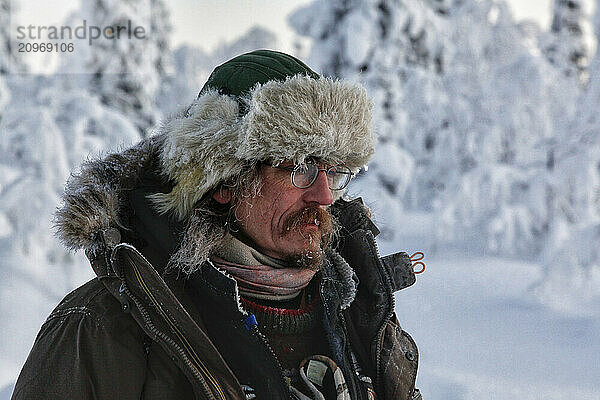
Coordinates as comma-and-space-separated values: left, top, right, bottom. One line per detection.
212, 186, 232, 204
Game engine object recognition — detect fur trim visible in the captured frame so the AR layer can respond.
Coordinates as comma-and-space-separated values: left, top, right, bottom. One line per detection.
54, 136, 228, 270
154, 75, 375, 220
240, 75, 374, 168
322, 248, 358, 311
54, 137, 161, 251
147, 92, 246, 219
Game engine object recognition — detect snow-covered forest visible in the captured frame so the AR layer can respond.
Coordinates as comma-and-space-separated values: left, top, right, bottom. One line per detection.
1, 0, 599, 398
291, 0, 600, 316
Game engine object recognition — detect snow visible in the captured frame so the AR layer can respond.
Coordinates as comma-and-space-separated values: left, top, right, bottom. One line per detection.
0, 76, 138, 392
379, 212, 600, 400
342, 8, 376, 67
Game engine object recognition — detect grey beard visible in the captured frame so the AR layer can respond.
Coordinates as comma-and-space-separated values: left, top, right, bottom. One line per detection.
284, 247, 325, 271
283, 212, 341, 271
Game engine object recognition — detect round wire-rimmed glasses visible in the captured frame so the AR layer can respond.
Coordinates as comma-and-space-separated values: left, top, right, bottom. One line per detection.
270, 162, 354, 190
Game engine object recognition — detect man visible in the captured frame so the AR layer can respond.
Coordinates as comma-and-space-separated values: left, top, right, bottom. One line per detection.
13, 50, 420, 399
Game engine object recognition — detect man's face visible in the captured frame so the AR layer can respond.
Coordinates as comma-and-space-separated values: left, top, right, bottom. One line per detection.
221, 162, 335, 269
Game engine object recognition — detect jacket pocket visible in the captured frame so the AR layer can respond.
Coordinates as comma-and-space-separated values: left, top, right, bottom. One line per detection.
378, 316, 419, 400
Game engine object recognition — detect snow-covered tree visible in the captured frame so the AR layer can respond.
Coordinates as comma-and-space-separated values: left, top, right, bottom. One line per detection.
0, 74, 140, 380
290, 0, 579, 249
0, 0, 9, 76
290, 0, 452, 231
0, 0, 25, 76
0, 73, 7, 119
531, 2, 600, 316
61, 0, 173, 135
542, 0, 590, 82
433, 0, 580, 256
290, 0, 448, 79
1, 0, 13, 114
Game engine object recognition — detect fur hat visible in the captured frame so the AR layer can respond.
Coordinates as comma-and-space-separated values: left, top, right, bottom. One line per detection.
149, 50, 376, 220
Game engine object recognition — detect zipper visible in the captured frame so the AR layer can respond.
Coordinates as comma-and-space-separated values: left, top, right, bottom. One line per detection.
113, 245, 225, 400
209, 259, 291, 398
130, 260, 226, 400
247, 318, 292, 399
120, 280, 218, 400
365, 230, 396, 393
339, 312, 365, 400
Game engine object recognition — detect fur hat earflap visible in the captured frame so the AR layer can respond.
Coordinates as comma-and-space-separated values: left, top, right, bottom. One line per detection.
147, 92, 247, 219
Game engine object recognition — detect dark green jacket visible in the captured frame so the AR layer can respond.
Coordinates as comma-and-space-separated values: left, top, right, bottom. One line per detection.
12, 138, 420, 400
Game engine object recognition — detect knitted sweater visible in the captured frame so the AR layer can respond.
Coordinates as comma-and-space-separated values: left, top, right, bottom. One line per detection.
241, 292, 330, 376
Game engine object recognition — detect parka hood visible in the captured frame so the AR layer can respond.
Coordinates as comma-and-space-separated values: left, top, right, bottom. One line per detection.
54, 133, 359, 310
55, 136, 166, 254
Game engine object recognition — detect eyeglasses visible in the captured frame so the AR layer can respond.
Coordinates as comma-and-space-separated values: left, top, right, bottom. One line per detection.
270, 162, 354, 190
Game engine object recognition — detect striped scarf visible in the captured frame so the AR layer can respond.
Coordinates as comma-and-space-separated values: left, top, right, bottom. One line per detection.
210, 234, 317, 300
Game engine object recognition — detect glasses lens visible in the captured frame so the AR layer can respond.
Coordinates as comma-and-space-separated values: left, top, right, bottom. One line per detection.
292, 163, 318, 188
327, 165, 352, 190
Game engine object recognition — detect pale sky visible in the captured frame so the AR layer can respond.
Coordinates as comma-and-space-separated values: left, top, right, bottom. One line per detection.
12, 0, 557, 49
10, 0, 574, 74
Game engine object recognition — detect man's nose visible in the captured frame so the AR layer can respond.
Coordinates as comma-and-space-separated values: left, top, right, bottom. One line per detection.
303, 170, 334, 205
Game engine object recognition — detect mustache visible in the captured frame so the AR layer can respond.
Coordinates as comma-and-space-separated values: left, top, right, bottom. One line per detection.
283, 207, 333, 234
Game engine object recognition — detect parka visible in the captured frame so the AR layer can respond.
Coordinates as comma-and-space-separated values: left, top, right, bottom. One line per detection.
12, 136, 421, 400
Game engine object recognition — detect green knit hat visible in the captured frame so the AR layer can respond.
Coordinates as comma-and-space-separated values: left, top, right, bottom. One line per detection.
150, 49, 376, 220
199, 49, 320, 98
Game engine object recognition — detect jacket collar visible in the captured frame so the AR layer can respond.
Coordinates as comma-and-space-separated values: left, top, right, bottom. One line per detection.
188, 246, 359, 318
